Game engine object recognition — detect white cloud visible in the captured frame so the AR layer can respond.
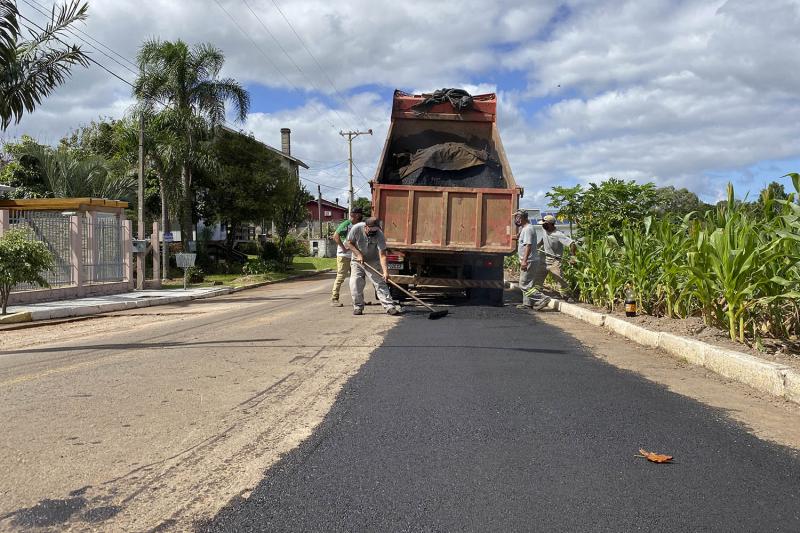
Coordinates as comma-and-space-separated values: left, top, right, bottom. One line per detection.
4, 0, 800, 208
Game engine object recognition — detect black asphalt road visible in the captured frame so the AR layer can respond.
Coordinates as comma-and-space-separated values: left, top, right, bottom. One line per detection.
202, 303, 800, 532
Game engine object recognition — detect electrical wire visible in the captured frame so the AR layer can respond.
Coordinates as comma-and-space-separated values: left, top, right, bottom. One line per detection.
22, 0, 140, 75
17, 3, 352, 194
268, 0, 370, 131
15, 12, 137, 89
211, 0, 340, 133
240, 0, 354, 130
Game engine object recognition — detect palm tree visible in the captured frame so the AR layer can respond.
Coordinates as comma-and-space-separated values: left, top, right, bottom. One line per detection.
133, 39, 249, 251
12, 140, 136, 199
0, 0, 89, 130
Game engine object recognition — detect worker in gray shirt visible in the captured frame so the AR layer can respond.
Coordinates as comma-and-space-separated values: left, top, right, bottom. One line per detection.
514, 210, 550, 310
536, 214, 577, 299
347, 217, 402, 316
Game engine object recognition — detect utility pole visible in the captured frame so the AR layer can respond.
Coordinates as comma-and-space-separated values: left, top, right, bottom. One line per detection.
317, 185, 323, 240
137, 112, 145, 290
339, 129, 372, 216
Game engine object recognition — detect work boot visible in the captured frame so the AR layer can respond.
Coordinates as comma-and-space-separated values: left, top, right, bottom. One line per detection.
353, 307, 363, 316
516, 303, 532, 310
387, 306, 402, 316
533, 296, 551, 311
331, 299, 343, 307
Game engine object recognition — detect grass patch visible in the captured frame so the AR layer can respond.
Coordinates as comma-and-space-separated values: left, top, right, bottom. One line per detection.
292, 256, 336, 271
158, 257, 333, 290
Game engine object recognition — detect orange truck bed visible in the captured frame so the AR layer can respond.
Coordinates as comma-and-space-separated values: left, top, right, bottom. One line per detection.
373, 90, 521, 256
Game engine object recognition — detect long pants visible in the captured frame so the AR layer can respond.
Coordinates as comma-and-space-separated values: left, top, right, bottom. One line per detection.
349, 261, 395, 310
331, 256, 351, 301
519, 262, 547, 306
543, 261, 571, 296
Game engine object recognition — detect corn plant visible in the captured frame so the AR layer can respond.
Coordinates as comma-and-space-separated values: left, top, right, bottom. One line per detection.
621, 217, 661, 314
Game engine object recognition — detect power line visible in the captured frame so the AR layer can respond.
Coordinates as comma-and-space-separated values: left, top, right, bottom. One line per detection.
211, 0, 339, 133
15, 13, 136, 89
22, 0, 139, 74
268, 0, 370, 131
240, 0, 353, 130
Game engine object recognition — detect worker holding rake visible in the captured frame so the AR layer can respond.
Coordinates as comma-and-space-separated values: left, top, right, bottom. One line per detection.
536, 214, 577, 300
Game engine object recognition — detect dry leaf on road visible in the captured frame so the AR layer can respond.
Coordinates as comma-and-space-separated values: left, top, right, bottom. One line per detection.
637, 449, 674, 463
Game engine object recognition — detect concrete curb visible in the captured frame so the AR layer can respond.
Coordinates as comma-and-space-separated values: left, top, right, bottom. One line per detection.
0, 311, 33, 324
20, 269, 332, 323
547, 299, 800, 405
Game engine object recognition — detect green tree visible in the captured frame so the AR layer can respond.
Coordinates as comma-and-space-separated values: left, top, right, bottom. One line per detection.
0, 229, 54, 314
274, 181, 312, 264
653, 186, 709, 218
3, 137, 135, 200
546, 178, 658, 239
353, 196, 372, 216
545, 184, 582, 234
0, 0, 89, 130
134, 39, 250, 251
196, 128, 290, 248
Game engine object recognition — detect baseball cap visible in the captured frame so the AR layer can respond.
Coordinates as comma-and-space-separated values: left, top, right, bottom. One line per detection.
540, 215, 556, 224
513, 209, 528, 218
364, 217, 380, 227
351, 207, 364, 215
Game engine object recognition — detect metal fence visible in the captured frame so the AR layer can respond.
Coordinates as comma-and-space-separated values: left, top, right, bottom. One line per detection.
7, 210, 126, 291
83, 215, 124, 284
10, 210, 73, 290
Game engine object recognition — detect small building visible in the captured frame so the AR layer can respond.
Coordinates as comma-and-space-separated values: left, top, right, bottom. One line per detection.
306, 198, 348, 223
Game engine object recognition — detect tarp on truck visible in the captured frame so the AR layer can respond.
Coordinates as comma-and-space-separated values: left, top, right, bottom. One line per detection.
384, 142, 505, 188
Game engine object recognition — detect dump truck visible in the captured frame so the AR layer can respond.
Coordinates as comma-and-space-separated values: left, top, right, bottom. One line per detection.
372, 89, 522, 305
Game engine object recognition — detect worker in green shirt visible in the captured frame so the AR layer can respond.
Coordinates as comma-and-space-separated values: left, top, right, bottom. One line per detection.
330, 207, 364, 306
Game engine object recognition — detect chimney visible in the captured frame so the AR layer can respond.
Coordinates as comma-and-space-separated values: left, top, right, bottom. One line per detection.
280, 128, 291, 156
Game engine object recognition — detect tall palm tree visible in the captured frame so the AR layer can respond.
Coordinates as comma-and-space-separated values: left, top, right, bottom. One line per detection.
0, 0, 89, 130
133, 39, 249, 251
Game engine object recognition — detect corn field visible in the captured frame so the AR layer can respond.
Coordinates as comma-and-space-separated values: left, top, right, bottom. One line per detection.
563, 179, 800, 345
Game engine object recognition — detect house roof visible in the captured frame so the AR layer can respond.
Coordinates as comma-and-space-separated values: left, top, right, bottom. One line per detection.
220, 126, 309, 169
308, 198, 348, 210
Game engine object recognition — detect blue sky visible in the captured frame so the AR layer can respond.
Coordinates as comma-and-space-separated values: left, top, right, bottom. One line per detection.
4, 0, 800, 208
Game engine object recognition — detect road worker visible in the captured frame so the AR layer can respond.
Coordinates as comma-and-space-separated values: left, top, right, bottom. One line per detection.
536, 214, 577, 300
346, 217, 402, 316
330, 207, 364, 307
514, 210, 550, 310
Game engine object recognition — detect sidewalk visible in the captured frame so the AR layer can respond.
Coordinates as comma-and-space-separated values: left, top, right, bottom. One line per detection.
1, 269, 332, 325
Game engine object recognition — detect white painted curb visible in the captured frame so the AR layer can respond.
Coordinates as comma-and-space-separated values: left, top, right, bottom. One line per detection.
549, 299, 800, 405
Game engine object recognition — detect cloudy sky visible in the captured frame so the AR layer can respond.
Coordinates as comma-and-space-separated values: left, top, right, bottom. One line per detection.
4, 0, 800, 208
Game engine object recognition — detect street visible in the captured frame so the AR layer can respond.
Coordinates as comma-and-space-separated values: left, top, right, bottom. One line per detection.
2, 274, 800, 531
0, 275, 397, 531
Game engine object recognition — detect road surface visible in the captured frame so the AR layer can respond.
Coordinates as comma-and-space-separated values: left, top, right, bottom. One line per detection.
2, 274, 799, 531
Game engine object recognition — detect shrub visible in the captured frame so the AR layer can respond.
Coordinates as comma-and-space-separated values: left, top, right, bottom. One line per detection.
284, 236, 309, 258
184, 266, 205, 283
0, 229, 54, 314
260, 240, 282, 262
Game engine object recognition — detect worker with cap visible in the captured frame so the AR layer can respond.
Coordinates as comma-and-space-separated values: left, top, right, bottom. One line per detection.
514, 209, 550, 310
330, 207, 364, 306
346, 217, 402, 316
536, 214, 577, 300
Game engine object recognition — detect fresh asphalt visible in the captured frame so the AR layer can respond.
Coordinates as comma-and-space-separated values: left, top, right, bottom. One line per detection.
202, 299, 800, 532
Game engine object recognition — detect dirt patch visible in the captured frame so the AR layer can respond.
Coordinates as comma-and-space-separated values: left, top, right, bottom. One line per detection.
570, 301, 800, 374
538, 311, 800, 451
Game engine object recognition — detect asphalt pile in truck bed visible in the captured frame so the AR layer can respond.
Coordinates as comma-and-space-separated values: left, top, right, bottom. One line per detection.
382, 141, 506, 188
